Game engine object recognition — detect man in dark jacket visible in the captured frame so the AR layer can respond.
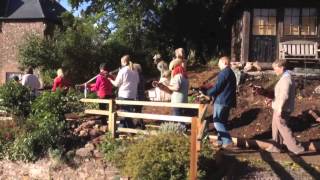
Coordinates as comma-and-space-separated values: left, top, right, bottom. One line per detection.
207, 56, 237, 149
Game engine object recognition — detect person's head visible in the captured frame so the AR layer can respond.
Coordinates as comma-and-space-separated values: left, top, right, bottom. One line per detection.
99, 63, 108, 73
26, 67, 33, 74
153, 54, 162, 64
175, 48, 185, 59
272, 59, 287, 76
12, 76, 19, 82
218, 56, 231, 70
121, 55, 134, 70
57, 68, 64, 77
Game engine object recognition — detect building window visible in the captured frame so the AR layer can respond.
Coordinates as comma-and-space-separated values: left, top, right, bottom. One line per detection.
252, 9, 277, 35
5, 72, 23, 82
284, 8, 317, 36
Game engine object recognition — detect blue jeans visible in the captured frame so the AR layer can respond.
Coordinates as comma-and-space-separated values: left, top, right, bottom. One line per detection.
213, 103, 232, 146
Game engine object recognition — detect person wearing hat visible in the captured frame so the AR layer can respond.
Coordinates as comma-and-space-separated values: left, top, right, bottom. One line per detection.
153, 53, 168, 78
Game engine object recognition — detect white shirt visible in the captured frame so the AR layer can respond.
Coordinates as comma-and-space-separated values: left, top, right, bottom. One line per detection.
113, 66, 139, 99
21, 74, 41, 91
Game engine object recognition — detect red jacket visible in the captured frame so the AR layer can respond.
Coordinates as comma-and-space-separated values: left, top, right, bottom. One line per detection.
90, 72, 113, 98
52, 76, 69, 92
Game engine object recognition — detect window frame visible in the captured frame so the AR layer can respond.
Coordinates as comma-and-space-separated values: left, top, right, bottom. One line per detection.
284, 8, 318, 36
252, 8, 277, 36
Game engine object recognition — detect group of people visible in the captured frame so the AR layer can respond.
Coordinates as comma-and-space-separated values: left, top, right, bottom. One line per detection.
204, 57, 305, 154
13, 48, 305, 155
13, 67, 68, 96
89, 48, 189, 127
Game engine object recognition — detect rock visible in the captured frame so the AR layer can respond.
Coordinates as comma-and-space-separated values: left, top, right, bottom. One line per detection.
252, 61, 262, 71
100, 125, 108, 133
91, 135, 105, 145
93, 150, 104, 158
76, 147, 93, 158
79, 129, 89, 137
89, 129, 100, 138
85, 143, 95, 151
314, 85, 320, 94
244, 62, 253, 72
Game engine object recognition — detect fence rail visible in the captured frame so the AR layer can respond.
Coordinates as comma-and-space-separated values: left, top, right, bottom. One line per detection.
80, 98, 208, 180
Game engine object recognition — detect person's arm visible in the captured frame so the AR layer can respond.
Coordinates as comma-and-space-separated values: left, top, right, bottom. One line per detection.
272, 77, 290, 113
207, 71, 227, 97
52, 77, 59, 92
90, 77, 99, 92
108, 69, 123, 87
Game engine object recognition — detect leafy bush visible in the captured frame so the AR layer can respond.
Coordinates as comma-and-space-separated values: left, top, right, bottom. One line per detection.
101, 132, 216, 179
7, 90, 83, 161
122, 133, 190, 179
0, 81, 32, 120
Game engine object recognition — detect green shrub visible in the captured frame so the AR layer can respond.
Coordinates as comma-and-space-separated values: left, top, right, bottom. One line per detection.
122, 133, 190, 180
101, 133, 216, 180
6, 90, 83, 161
0, 81, 32, 120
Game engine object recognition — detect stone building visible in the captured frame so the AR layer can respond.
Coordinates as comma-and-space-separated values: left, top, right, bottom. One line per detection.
0, 0, 66, 84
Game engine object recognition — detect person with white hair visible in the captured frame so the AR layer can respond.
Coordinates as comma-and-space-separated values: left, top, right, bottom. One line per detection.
153, 53, 168, 78
52, 68, 69, 92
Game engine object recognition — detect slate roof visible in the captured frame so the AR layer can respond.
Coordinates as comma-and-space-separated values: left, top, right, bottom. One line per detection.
0, 0, 67, 22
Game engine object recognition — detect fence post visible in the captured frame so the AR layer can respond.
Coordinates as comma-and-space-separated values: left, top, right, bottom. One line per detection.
108, 99, 116, 138
189, 117, 198, 180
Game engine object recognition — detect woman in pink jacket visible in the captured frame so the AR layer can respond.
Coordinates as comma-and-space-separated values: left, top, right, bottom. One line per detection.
90, 63, 114, 123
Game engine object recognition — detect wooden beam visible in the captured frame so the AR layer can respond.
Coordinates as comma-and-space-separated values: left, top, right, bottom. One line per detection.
81, 98, 112, 104
108, 100, 116, 138
81, 98, 201, 109
197, 120, 207, 141
241, 10, 250, 63
115, 100, 201, 109
189, 117, 198, 180
84, 109, 109, 116
209, 135, 273, 149
117, 128, 157, 135
116, 111, 193, 123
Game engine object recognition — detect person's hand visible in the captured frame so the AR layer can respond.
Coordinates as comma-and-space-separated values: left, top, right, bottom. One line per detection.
152, 81, 159, 88
264, 98, 272, 107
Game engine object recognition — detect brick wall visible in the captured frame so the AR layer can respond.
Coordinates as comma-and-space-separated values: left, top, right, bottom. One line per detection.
0, 21, 45, 84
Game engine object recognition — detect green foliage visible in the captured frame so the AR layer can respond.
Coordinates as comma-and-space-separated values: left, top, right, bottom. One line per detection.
6, 91, 83, 162
122, 133, 190, 179
0, 81, 32, 119
100, 133, 124, 164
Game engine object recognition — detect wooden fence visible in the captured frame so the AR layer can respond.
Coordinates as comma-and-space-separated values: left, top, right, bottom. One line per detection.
80, 98, 208, 180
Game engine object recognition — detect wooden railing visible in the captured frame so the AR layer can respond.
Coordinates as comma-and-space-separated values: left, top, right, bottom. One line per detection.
80, 98, 208, 180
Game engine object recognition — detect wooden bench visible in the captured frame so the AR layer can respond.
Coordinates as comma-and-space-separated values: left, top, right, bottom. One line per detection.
279, 40, 319, 61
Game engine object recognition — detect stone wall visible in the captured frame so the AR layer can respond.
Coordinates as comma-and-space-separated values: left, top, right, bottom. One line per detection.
0, 21, 45, 84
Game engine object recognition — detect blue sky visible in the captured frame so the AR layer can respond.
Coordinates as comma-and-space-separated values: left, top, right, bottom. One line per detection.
59, 0, 90, 16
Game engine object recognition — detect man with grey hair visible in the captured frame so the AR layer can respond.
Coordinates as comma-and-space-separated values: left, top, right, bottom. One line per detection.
265, 59, 304, 155
153, 53, 168, 78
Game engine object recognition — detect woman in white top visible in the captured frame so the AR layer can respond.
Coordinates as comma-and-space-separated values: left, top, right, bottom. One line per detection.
109, 55, 139, 128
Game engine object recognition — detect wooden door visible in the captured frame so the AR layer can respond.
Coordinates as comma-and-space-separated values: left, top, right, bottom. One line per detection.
250, 9, 277, 62
250, 36, 277, 62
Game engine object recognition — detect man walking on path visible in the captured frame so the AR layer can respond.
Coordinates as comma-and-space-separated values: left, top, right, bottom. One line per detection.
207, 56, 237, 149
265, 59, 305, 155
